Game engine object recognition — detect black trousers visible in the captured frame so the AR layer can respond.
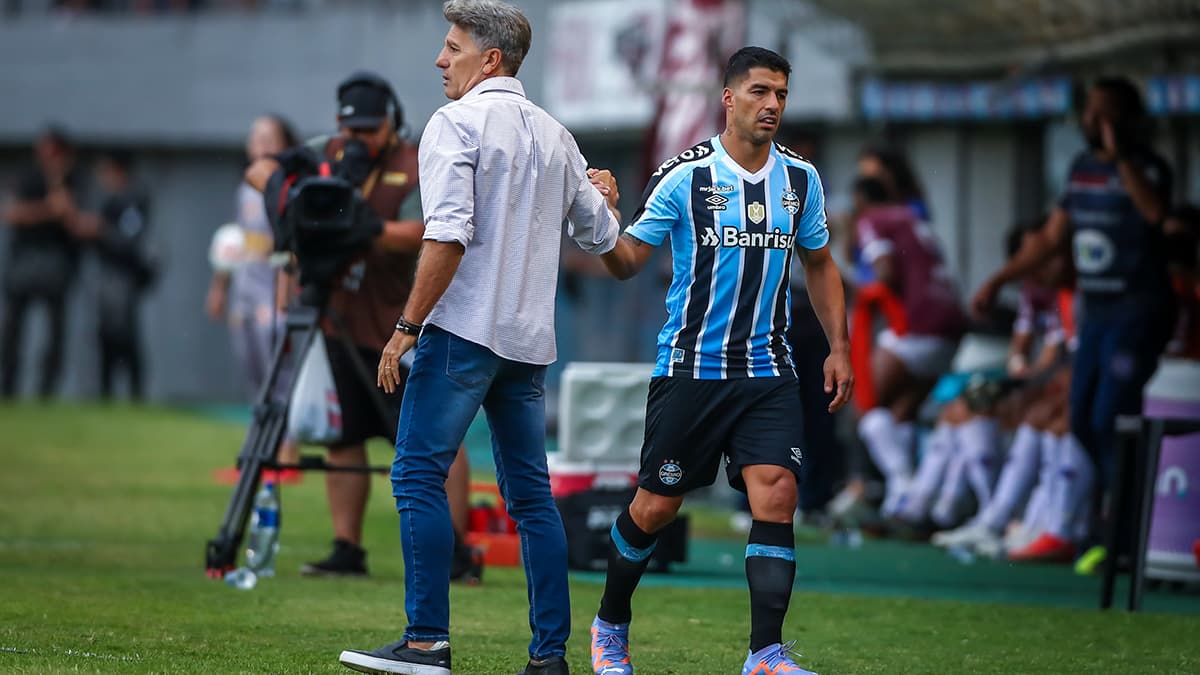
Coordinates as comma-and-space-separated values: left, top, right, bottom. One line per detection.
1, 289, 67, 399
786, 293, 843, 512
99, 329, 144, 401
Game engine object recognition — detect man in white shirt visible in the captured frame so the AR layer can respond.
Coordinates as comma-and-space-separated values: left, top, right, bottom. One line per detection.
338, 2, 620, 674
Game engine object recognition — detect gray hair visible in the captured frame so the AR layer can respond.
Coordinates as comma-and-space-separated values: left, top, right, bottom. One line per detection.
443, 0, 532, 76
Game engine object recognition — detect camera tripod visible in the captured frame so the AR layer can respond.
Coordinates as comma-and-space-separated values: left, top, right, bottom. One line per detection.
204, 287, 392, 578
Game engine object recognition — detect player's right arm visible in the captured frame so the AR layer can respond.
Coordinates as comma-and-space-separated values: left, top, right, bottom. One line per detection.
600, 232, 655, 280
598, 164, 686, 281
971, 207, 1070, 316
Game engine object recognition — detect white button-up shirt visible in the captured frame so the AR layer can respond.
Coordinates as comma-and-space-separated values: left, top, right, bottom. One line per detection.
418, 76, 620, 365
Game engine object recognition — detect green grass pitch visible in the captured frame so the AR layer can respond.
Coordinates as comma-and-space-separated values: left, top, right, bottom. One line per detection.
1, 403, 1198, 673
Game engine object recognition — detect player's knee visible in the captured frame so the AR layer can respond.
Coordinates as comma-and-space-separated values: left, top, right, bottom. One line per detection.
941, 398, 970, 425
629, 493, 682, 533
747, 469, 798, 520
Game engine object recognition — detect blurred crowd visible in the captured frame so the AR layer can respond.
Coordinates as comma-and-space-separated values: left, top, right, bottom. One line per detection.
1, 127, 157, 401
764, 76, 1200, 570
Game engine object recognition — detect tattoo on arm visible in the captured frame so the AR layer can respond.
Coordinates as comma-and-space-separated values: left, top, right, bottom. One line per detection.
621, 232, 645, 247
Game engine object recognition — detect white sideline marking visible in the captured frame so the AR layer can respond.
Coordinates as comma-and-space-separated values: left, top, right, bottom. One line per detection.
1, 646, 143, 662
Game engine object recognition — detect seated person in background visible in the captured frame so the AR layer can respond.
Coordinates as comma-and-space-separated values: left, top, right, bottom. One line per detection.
932, 224, 1082, 558
845, 145, 932, 289
897, 221, 1063, 532
1006, 369, 1094, 563
850, 176, 968, 519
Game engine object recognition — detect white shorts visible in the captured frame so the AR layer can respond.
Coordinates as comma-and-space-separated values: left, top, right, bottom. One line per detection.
878, 329, 959, 379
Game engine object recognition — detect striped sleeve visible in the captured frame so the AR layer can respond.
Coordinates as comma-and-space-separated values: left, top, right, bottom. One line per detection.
626, 170, 685, 246
796, 165, 830, 250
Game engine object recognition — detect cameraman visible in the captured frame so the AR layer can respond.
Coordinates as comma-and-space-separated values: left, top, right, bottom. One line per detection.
246, 72, 478, 580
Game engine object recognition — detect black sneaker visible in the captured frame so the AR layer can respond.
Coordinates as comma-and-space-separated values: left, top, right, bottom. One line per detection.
301, 539, 368, 577
517, 655, 569, 675
339, 640, 450, 675
450, 544, 484, 585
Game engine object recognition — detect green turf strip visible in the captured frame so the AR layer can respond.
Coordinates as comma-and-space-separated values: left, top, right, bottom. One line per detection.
1, 403, 1198, 673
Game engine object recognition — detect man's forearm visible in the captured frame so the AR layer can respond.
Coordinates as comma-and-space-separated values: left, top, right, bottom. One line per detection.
4, 200, 52, 227
401, 240, 465, 324
992, 229, 1061, 286
378, 219, 426, 253
599, 233, 649, 281
805, 260, 850, 352
1115, 159, 1166, 224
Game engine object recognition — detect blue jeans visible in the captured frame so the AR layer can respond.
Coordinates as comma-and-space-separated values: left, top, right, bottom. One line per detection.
391, 325, 570, 659
1068, 303, 1174, 490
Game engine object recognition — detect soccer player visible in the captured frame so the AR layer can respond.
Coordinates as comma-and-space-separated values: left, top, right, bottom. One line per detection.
592, 46, 852, 675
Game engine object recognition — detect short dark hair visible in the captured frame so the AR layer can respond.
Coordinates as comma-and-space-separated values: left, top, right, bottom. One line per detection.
263, 113, 299, 149
100, 148, 135, 174
853, 176, 890, 205
1093, 76, 1146, 122
859, 144, 925, 204
39, 124, 73, 153
1005, 216, 1045, 259
723, 46, 790, 88
444, 0, 532, 76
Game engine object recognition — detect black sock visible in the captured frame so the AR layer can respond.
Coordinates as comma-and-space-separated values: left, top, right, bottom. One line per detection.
597, 508, 658, 625
746, 520, 795, 653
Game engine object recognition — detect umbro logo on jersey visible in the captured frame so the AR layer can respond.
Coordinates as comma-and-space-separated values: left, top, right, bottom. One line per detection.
791, 447, 803, 466
705, 193, 728, 211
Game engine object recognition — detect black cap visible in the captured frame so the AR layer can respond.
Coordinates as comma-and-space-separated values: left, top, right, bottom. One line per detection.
338, 83, 389, 130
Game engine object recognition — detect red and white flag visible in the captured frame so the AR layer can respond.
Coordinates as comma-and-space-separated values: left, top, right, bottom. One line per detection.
644, 0, 747, 176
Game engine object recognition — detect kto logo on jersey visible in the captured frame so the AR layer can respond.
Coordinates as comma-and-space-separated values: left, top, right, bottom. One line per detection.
651, 144, 714, 177
700, 226, 795, 250
659, 461, 684, 486
781, 190, 801, 215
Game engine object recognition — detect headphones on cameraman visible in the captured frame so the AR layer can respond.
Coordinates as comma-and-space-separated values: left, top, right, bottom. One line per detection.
336, 70, 405, 134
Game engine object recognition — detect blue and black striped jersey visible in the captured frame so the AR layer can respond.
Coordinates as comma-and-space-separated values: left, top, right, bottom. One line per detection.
626, 135, 829, 379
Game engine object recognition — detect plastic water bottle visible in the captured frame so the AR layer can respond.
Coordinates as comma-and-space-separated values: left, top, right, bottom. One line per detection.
245, 482, 280, 577
830, 527, 863, 549
224, 566, 257, 590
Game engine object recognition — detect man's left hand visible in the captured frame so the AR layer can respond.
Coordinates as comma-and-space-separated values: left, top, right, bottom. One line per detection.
378, 330, 417, 393
587, 168, 620, 210
823, 349, 854, 413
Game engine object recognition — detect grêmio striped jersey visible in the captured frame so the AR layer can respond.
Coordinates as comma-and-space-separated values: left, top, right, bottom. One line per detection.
626, 135, 829, 380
